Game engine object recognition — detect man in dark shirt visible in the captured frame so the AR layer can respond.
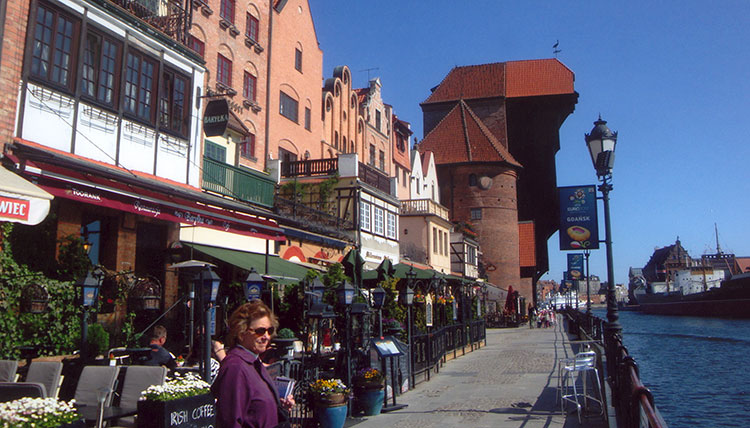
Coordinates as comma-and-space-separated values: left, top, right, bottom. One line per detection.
144, 325, 176, 369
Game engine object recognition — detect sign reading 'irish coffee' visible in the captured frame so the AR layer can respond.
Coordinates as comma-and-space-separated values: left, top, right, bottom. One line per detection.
203, 99, 229, 137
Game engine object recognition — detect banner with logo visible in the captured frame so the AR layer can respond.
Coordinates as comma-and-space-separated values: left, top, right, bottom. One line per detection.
567, 253, 584, 280
558, 186, 599, 250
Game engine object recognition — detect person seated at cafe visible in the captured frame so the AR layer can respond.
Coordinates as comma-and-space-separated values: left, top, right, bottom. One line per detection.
144, 325, 176, 369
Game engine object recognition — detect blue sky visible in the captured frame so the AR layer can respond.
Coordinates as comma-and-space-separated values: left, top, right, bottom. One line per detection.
310, 0, 750, 285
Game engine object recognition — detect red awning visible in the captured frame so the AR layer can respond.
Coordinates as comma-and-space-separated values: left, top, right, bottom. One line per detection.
24, 161, 284, 241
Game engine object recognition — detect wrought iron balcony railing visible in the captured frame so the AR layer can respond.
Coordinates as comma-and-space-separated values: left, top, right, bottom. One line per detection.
401, 198, 449, 220
358, 162, 391, 194
104, 0, 188, 43
202, 157, 275, 208
280, 158, 338, 178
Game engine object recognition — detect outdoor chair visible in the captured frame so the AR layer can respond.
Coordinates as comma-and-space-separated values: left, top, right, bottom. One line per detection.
111, 365, 167, 427
558, 350, 604, 423
0, 381, 46, 402
25, 361, 62, 398
74, 365, 120, 407
0, 360, 18, 383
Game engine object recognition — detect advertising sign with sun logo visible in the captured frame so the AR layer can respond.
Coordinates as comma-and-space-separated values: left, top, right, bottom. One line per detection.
558, 185, 599, 251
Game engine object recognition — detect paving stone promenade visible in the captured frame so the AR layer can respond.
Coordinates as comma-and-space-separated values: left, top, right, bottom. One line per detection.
346, 321, 609, 428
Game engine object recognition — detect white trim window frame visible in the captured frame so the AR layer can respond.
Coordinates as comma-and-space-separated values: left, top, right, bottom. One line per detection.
386, 211, 396, 239
360, 200, 371, 232
373, 206, 384, 236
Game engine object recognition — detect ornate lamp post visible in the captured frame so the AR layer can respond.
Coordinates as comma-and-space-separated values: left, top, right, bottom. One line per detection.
337, 280, 355, 388
585, 116, 621, 369
198, 268, 221, 382
372, 285, 386, 338
244, 267, 264, 301
78, 269, 102, 362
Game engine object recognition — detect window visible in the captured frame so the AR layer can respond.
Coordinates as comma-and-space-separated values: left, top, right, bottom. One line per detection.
217, 54, 232, 87
444, 231, 449, 255
375, 110, 381, 131
188, 35, 205, 58
279, 91, 298, 122
386, 212, 396, 239
433, 228, 438, 253
403, 169, 407, 185
294, 48, 302, 72
373, 207, 384, 235
205, 141, 226, 162
81, 31, 120, 106
469, 174, 477, 186
379, 150, 385, 171
369, 145, 376, 166
304, 107, 311, 130
220, 0, 235, 23
240, 133, 255, 159
470, 208, 482, 220
123, 50, 157, 122
245, 13, 259, 41
360, 201, 371, 231
467, 245, 477, 265
159, 68, 191, 137
243, 71, 256, 101
31, 4, 78, 89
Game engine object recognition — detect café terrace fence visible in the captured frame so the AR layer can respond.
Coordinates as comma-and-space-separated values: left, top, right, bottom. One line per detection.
565, 309, 667, 428
286, 319, 486, 427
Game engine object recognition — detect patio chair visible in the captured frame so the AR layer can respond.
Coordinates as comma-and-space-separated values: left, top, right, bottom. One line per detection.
25, 361, 62, 398
74, 365, 120, 407
112, 365, 167, 427
0, 360, 18, 383
0, 381, 46, 402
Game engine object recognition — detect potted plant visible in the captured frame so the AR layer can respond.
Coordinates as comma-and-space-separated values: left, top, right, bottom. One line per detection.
137, 373, 214, 428
0, 397, 83, 427
272, 328, 298, 354
353, 367, 385, 416
309, 378, 349, 428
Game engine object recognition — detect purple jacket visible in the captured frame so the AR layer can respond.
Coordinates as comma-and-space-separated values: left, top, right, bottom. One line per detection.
212, 347, 280, 428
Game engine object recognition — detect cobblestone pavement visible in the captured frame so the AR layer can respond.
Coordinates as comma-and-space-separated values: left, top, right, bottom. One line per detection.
344, 321, 609, 428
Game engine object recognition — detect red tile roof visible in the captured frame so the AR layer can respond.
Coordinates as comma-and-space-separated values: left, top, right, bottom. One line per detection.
418, 101, 521, 167
421, 150, 432, 174
354, 88, 369, 105
518, 221, 536, 267
422, 59, 575, 104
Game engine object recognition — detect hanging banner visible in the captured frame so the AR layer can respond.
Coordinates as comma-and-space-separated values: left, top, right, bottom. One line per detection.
558, 186, 599, 250
425, 294, 433, 327
567, 253, 584, 280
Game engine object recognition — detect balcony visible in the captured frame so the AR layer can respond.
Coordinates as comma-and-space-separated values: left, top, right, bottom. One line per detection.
281, 158, 338, 178
401, 199, 449, 221
358, 162, 391, 194
104, 0, 188, 43
202, 158, 275, 208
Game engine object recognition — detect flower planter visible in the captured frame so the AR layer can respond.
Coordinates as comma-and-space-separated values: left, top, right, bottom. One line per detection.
313, 392, 347, 408
314, 403, 347, 428
60, 420, 85, 428
137, 393, 215, 428
354, 387, 384, 416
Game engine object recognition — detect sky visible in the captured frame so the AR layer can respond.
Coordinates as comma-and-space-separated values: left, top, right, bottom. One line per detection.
309, 0, 750, 285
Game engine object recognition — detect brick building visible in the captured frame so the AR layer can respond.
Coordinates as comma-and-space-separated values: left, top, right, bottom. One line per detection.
419, 59, 578, 303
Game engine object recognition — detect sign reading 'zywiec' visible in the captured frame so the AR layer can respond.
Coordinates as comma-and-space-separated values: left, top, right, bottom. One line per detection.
0, 196, 30, 221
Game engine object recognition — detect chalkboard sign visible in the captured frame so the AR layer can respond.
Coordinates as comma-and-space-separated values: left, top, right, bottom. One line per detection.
137, 393, 215, 428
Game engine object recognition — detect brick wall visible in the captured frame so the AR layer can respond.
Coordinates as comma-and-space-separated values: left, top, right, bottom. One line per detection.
0, 0, 31, 147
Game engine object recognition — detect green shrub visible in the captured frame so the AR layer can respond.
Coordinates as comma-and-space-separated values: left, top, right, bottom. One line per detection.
277, 328, 296, 339
87, 323, 110, 357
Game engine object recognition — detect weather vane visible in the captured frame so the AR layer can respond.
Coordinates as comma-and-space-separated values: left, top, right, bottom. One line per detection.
553, 40, 561, 57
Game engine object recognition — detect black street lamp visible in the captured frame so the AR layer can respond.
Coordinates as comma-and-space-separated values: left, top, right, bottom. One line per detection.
372, 285, 386, 338
337, 280, 355, 389
403, 268, 416, 389
585, 116, 622, 367
198, 268, 221, 382
78, 269, 102, 362
244, 267, 264, 301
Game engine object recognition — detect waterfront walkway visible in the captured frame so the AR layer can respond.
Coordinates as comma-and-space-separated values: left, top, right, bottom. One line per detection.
345, 321, 608, 428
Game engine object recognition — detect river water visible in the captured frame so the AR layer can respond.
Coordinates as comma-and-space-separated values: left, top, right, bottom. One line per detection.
593, 308, 750, 427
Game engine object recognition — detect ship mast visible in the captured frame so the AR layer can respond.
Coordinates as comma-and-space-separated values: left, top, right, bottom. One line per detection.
715, 223, 722, 255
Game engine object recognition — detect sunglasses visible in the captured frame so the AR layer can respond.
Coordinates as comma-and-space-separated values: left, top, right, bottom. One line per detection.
250, 327, 275, 336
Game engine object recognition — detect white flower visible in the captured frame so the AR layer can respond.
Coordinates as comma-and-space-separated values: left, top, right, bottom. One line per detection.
140, 372, 210, 402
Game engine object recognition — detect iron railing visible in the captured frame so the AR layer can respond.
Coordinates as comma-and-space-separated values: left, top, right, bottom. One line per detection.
281, 158, 338, 178
566, 310, 668, 428
104, 0, 189, 43
202, 157, 275, 208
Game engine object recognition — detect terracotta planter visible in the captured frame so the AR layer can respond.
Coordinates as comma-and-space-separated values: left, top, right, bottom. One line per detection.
314, 392, 347, 408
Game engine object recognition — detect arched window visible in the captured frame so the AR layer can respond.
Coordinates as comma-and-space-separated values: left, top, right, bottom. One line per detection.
334, 131, 339, 150
469, 174, 477, 187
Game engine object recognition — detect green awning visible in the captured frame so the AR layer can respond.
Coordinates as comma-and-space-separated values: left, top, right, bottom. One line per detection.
183, 243, 312, 284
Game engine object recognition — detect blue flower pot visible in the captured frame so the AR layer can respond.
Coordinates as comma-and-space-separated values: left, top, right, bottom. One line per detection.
356, 388, 384, 416
314, 403, 347, 428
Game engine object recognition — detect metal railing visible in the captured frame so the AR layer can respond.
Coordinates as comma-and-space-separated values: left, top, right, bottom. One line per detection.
358, 162, 391, 194
202, 157, 275, 208
566, 310, 668, 428
410, 320, 485, 385
104, 0, 188, 43
281, 158, 338, 178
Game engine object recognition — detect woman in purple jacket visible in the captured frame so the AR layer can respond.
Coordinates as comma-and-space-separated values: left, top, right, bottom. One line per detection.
212, 301, 294, 428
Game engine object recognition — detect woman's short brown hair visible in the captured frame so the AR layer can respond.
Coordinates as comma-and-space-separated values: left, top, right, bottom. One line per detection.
226, 300, 279, 348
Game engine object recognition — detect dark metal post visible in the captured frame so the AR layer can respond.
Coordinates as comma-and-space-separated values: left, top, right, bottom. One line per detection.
600, 175, 622, 380
80, 307, 88, 362
204, 302, 212, 382
407, 305, 413, 387
585, 249, 591, 315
